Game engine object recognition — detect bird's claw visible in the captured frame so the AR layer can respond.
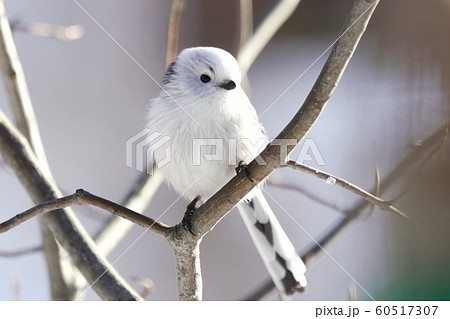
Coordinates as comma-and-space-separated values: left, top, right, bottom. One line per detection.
182, 196, 200, 236
235, 161, 255, 183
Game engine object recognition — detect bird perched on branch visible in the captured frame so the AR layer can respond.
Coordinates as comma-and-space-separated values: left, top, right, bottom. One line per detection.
146, 47, 307, 296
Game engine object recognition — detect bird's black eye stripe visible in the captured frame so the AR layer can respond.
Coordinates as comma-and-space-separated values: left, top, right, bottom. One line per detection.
200, 73, 211, 83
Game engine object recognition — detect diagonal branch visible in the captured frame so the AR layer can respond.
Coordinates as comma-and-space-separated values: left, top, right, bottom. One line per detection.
0, 189, 170, 236
286, 160, 412, 221
13, 21, 84, 41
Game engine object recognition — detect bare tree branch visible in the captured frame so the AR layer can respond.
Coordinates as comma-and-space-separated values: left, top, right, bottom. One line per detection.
267, 178, 339, 212
164, 0, 380, 300
133, 276, 155, 300
286, 160, 411, 221
0, 246, 41, 257
0, 110, 142, 300
166, 0, 184, 67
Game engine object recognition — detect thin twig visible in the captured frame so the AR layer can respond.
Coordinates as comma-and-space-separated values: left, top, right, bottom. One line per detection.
365, 167, 381, 217
267, 179, 339, 212
166, 0, 184, 68
237, 0, 253, 54
0, 246, 42, 257
286, 160, 412, 221
382, 131, 447, 206
0, 189, 169, 236
78, 189, 169, 235
12, 21, 84, 41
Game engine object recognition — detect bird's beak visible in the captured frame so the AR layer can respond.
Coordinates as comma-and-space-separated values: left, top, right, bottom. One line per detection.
219, 80, 236, 90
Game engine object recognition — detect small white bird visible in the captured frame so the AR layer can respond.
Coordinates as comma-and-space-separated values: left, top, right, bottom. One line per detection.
146, 47, 307, 295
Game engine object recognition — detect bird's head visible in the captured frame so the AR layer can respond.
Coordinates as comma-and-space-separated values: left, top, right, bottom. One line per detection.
162, 47, 242, 101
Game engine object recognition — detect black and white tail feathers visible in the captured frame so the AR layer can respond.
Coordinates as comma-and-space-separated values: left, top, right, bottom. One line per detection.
237, 188, 307, 296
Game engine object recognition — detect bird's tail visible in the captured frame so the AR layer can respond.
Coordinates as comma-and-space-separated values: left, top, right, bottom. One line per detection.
237, 188, 307, 296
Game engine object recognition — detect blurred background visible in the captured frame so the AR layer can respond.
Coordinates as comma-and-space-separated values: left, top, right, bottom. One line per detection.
0, 0, 449, 300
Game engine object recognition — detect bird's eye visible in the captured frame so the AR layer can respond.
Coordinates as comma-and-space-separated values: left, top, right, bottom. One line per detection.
200, 73, 211, 83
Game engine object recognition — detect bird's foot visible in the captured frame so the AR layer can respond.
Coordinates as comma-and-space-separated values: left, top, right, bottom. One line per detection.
235, 161, 255, 183
182, 195, 201, 236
